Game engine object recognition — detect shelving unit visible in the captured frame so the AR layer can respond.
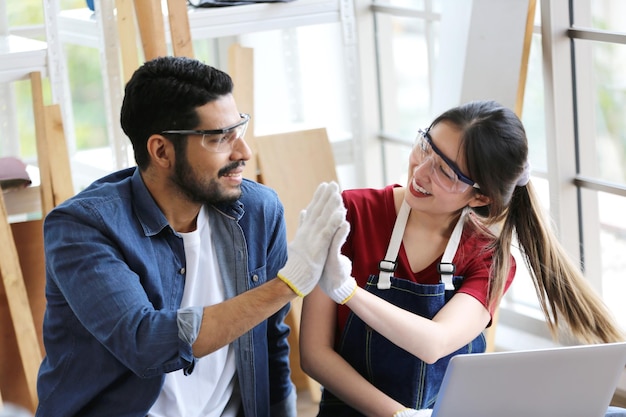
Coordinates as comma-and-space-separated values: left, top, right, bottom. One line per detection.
0, 34, 48, 157
1, 3, 73, 218
185, 0, 351, 38
0, 35, 48, 218
58, 0, 351, 40
0, 29, 72, 412
49, 0, 364, 179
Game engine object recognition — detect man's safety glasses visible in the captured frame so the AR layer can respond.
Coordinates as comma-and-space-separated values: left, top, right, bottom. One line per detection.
412, 129, 480, 194
161, 113, 250, 153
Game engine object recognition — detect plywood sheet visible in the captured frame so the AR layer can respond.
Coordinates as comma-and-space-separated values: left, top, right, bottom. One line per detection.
256, 128, 338, 241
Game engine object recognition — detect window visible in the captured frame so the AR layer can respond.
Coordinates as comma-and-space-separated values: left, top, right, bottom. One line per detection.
369, 0, 626, 341
5, 0, 625, 340
569, 0, 626, 328
5, 0, 362, 193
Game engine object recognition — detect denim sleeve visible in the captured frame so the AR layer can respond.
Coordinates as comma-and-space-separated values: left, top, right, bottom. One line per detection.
177, 306, 203, 346
43, 200, 195, 378
269, 387, 297, 417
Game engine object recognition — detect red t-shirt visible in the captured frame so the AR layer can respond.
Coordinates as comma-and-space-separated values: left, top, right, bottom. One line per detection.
337, 185, 516, 332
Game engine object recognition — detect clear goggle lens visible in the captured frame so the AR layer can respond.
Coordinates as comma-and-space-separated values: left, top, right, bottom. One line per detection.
201, 121, 249, 153
413, 131, 478, 193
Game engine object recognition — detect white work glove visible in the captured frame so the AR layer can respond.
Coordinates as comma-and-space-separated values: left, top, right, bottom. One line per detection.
319, 221, 357, 304
393, 408, 433, 417
277, 181, 346, 297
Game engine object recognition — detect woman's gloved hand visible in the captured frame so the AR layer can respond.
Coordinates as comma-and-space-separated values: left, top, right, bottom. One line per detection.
319, 221, 357, 304
278, 181, 347, 297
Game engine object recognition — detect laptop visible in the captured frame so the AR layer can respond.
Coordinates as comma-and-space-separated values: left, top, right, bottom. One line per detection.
430, 342, 626, 417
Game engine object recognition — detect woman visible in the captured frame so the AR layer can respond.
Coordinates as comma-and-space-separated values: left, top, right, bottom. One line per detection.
300, 100, 625, 417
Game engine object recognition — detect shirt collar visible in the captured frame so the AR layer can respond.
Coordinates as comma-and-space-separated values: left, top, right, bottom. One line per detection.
130, 167, 247, 235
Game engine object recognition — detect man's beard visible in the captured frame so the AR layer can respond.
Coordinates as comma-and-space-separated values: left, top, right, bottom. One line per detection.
171, 152, 243, 205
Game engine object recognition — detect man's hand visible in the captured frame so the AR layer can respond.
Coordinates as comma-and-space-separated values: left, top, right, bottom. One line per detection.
277, 182, 346, 297
319, 221, 357, 304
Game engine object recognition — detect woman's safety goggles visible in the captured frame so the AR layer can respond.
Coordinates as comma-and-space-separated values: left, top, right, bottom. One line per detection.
412, 129, 480, 194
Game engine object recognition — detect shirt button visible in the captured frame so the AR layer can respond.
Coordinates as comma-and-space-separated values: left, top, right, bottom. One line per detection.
252, 274, 259, 282
180, 268, 186, 274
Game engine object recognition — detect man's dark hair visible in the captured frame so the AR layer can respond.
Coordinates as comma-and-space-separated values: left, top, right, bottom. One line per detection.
120, 56, 234, 169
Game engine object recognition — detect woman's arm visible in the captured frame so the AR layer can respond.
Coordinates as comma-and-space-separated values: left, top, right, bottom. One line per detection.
318, 238, 492, 365
300, 287, 406, 417
344, 289, 491, 364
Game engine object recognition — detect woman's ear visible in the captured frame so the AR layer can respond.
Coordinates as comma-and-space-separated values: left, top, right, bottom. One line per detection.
468, 192, 491, 208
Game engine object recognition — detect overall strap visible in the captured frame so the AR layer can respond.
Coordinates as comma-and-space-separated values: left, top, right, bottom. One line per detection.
377, 199, 410, 289
378, 199, 468, 290
438, 208, 468, 290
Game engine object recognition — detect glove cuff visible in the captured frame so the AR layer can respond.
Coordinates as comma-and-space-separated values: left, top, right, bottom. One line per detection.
332, 277, 357, 304
393, 408, 433, 417
278, 253, 315, 297
277, 273, 304, 297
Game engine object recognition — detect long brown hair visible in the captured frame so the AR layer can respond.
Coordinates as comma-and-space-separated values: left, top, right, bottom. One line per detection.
431, 100, 624, 344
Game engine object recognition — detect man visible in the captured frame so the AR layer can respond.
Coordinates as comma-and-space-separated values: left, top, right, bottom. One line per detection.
35, 56, 345, 417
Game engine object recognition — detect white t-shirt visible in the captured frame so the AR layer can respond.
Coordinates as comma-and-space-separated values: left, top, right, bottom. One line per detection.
149, 206, 241, 417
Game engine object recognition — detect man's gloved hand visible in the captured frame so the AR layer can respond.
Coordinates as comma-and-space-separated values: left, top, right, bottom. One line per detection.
277, 181, 347, 297
319, 221, 357, 304
393, 408, 433, 417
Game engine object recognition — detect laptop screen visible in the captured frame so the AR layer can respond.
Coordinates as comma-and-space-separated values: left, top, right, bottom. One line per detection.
431, 342, 626, 417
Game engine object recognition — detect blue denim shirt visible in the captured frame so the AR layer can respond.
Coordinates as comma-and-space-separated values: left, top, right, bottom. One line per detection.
35, 167, 296, 417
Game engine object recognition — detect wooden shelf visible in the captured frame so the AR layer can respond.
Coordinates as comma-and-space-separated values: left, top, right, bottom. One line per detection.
0, 35, 48, 83
3, 186, 42, 221
186, 0, 343, 38
0, 35, 47, 222
52, 0, 358, 171
57, 0, 344, 46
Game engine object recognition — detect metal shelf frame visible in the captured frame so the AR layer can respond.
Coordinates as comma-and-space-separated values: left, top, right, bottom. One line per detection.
50, 0, 365, 179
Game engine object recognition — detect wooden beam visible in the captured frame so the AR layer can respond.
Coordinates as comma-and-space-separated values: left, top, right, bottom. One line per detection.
30, 71, 54, 216
228, 44, 258, 181
134, 0, 167, 60
166, 0, 194, 58
0, 193, 43, 411
44, 104, 74, 206
116, 0, 141, 83
515, 0, 537, 118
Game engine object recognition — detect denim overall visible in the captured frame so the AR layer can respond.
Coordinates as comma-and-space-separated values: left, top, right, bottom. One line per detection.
318, 201, 486, 416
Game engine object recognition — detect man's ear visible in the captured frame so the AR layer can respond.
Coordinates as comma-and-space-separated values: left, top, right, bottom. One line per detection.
468, 192, 491, 208
147, 134, 175, 169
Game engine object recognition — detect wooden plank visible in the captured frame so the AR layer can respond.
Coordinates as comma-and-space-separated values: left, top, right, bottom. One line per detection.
0, 193, 42, 411
134, 0, 167, 60
256, 128, 338, 240
29, 71, 54, 216
0, 220, 46, 411
166, 0, 194, 58
256, 128, 338, 403
284, 296, 308, 388
515, 0, 537, 117
228, 44, 258, 181
116, 0, 141, 83
44, 104, 74, 205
